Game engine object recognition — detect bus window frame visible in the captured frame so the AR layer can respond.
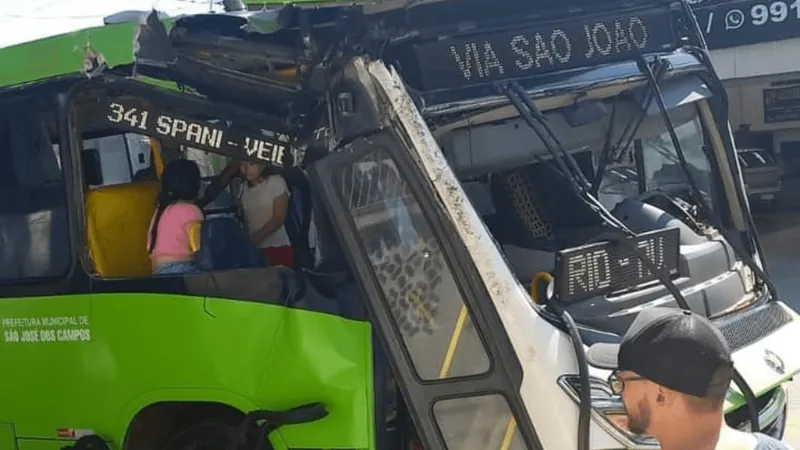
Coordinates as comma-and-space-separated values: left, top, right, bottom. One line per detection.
63, 77, 298, 280
366, 59, 544, 450
74, 132, 152, 188
307, 57, 542, 450
68, 77, 296, 167
0, 91, 78, 288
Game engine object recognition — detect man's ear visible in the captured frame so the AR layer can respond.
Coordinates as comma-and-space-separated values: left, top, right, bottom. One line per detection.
654, 385, 678, 408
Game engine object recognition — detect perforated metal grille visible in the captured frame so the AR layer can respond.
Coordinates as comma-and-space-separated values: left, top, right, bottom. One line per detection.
502, 171, 552, 239
716, 302, 792, 351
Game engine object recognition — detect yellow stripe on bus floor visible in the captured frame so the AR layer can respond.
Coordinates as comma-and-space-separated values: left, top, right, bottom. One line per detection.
500, 418, 518, 450
438, 306, 468, 379
408, 291, 435, 325
438, 303, 519, 449
411, 273, 529, 449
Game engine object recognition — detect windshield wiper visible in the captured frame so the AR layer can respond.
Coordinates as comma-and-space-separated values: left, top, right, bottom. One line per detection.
592, 100, 618, 193
635, 55, 779, 303
500, 81, 632, 234
593, 59, 669, 193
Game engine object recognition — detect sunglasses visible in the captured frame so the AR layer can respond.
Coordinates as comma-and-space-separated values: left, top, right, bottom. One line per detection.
608, 371, 647, 395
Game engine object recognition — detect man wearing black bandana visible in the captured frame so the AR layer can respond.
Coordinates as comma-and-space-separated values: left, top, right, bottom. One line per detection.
586, 308, 793, 450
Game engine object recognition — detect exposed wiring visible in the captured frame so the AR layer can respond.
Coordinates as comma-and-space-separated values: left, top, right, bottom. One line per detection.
500, 82, 632, 234
636, 55, 778, 304
591, 228, 760, 431
563, 308, 591, 450
504, 53, 765, 437
682, 45, 776, 298
500, 82, 620, 450
634, 54, 762, 432
593, 59, 668, 192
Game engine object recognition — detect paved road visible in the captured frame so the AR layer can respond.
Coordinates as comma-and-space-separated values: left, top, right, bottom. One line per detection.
755, 213, 800, 447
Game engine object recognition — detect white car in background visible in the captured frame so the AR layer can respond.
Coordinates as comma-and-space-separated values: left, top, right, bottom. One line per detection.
738, 148, 782, 207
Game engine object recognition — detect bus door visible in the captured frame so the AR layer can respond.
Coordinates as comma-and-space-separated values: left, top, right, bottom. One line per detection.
0, 90, 92, 448
307, 57, 542, 450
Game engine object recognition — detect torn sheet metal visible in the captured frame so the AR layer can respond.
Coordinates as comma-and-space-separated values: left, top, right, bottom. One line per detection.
133, 10, 177, 69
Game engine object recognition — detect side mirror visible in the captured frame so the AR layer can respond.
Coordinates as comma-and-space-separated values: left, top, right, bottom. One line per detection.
82, 148, 104, 186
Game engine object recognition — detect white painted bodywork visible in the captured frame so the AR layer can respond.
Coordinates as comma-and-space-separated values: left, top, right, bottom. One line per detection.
366, 59, 620, 450
366, 58, 800, 449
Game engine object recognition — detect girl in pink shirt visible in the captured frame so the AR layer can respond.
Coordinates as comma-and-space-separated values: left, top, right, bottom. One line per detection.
147, 159, 204, 275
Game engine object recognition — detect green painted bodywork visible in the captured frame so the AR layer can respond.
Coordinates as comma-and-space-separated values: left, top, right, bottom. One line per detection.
0, 424, 16, 450
0, 293, 374, 449
0, 19, 186, 93
0, 1, 354, 90
0, 22, 141, 90
0, 13, 377, 449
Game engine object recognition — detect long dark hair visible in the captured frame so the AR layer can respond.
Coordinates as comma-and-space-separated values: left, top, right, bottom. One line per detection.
148, 159, 202, 254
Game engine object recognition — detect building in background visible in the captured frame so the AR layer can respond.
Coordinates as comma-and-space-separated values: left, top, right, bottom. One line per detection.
693, 0, 800, 206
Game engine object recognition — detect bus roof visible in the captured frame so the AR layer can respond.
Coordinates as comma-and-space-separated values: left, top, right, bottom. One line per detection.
1, 0, 672, 88
0, 21, 142, 90
0, 0, 226, 90
0, 0, 224, 48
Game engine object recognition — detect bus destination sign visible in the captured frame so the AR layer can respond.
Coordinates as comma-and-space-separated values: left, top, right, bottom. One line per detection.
414, 9, 676, 90
102, 98, 289, 167
555, 228, 680, 303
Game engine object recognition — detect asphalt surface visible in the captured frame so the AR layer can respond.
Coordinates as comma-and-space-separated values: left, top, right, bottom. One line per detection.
754, 212, 800, 447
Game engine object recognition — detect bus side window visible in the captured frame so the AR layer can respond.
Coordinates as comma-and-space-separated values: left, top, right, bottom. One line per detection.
82, 133, 156, 188
0, 102, 71, 282
128, 134, 157, 181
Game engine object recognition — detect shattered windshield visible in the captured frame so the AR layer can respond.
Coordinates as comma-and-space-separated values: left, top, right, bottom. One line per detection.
440, 78, 719, 250
595, 102, 714, 210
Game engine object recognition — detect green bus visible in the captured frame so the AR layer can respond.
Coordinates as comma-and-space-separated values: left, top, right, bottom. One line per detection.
0, 8, 380, 450
1, 1, 798, 450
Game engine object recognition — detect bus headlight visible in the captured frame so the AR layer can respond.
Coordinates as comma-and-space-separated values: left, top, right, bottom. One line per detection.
557, 375, 659, 448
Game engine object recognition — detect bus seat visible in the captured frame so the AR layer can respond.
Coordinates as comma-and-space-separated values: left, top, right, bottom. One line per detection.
85, 181, 159, 278
196, 190, 265, 271
150, 138, 165, 179
284, 168, 314, 269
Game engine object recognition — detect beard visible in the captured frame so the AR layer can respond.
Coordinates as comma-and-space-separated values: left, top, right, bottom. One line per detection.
626, 399, 651, 435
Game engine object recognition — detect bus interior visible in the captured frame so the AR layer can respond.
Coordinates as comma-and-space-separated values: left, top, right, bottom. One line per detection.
432, 73, 765, 336
0, 73, 372, 316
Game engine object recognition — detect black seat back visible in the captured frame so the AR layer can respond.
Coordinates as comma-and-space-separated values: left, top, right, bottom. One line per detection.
197, 191, 265, 271
283, 168, 314, 269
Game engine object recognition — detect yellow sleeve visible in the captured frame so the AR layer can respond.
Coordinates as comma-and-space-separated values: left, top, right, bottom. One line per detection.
188, 222, 202, 253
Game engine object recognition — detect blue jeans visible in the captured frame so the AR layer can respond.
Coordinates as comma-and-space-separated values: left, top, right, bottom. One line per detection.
153, 261, 198, 275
